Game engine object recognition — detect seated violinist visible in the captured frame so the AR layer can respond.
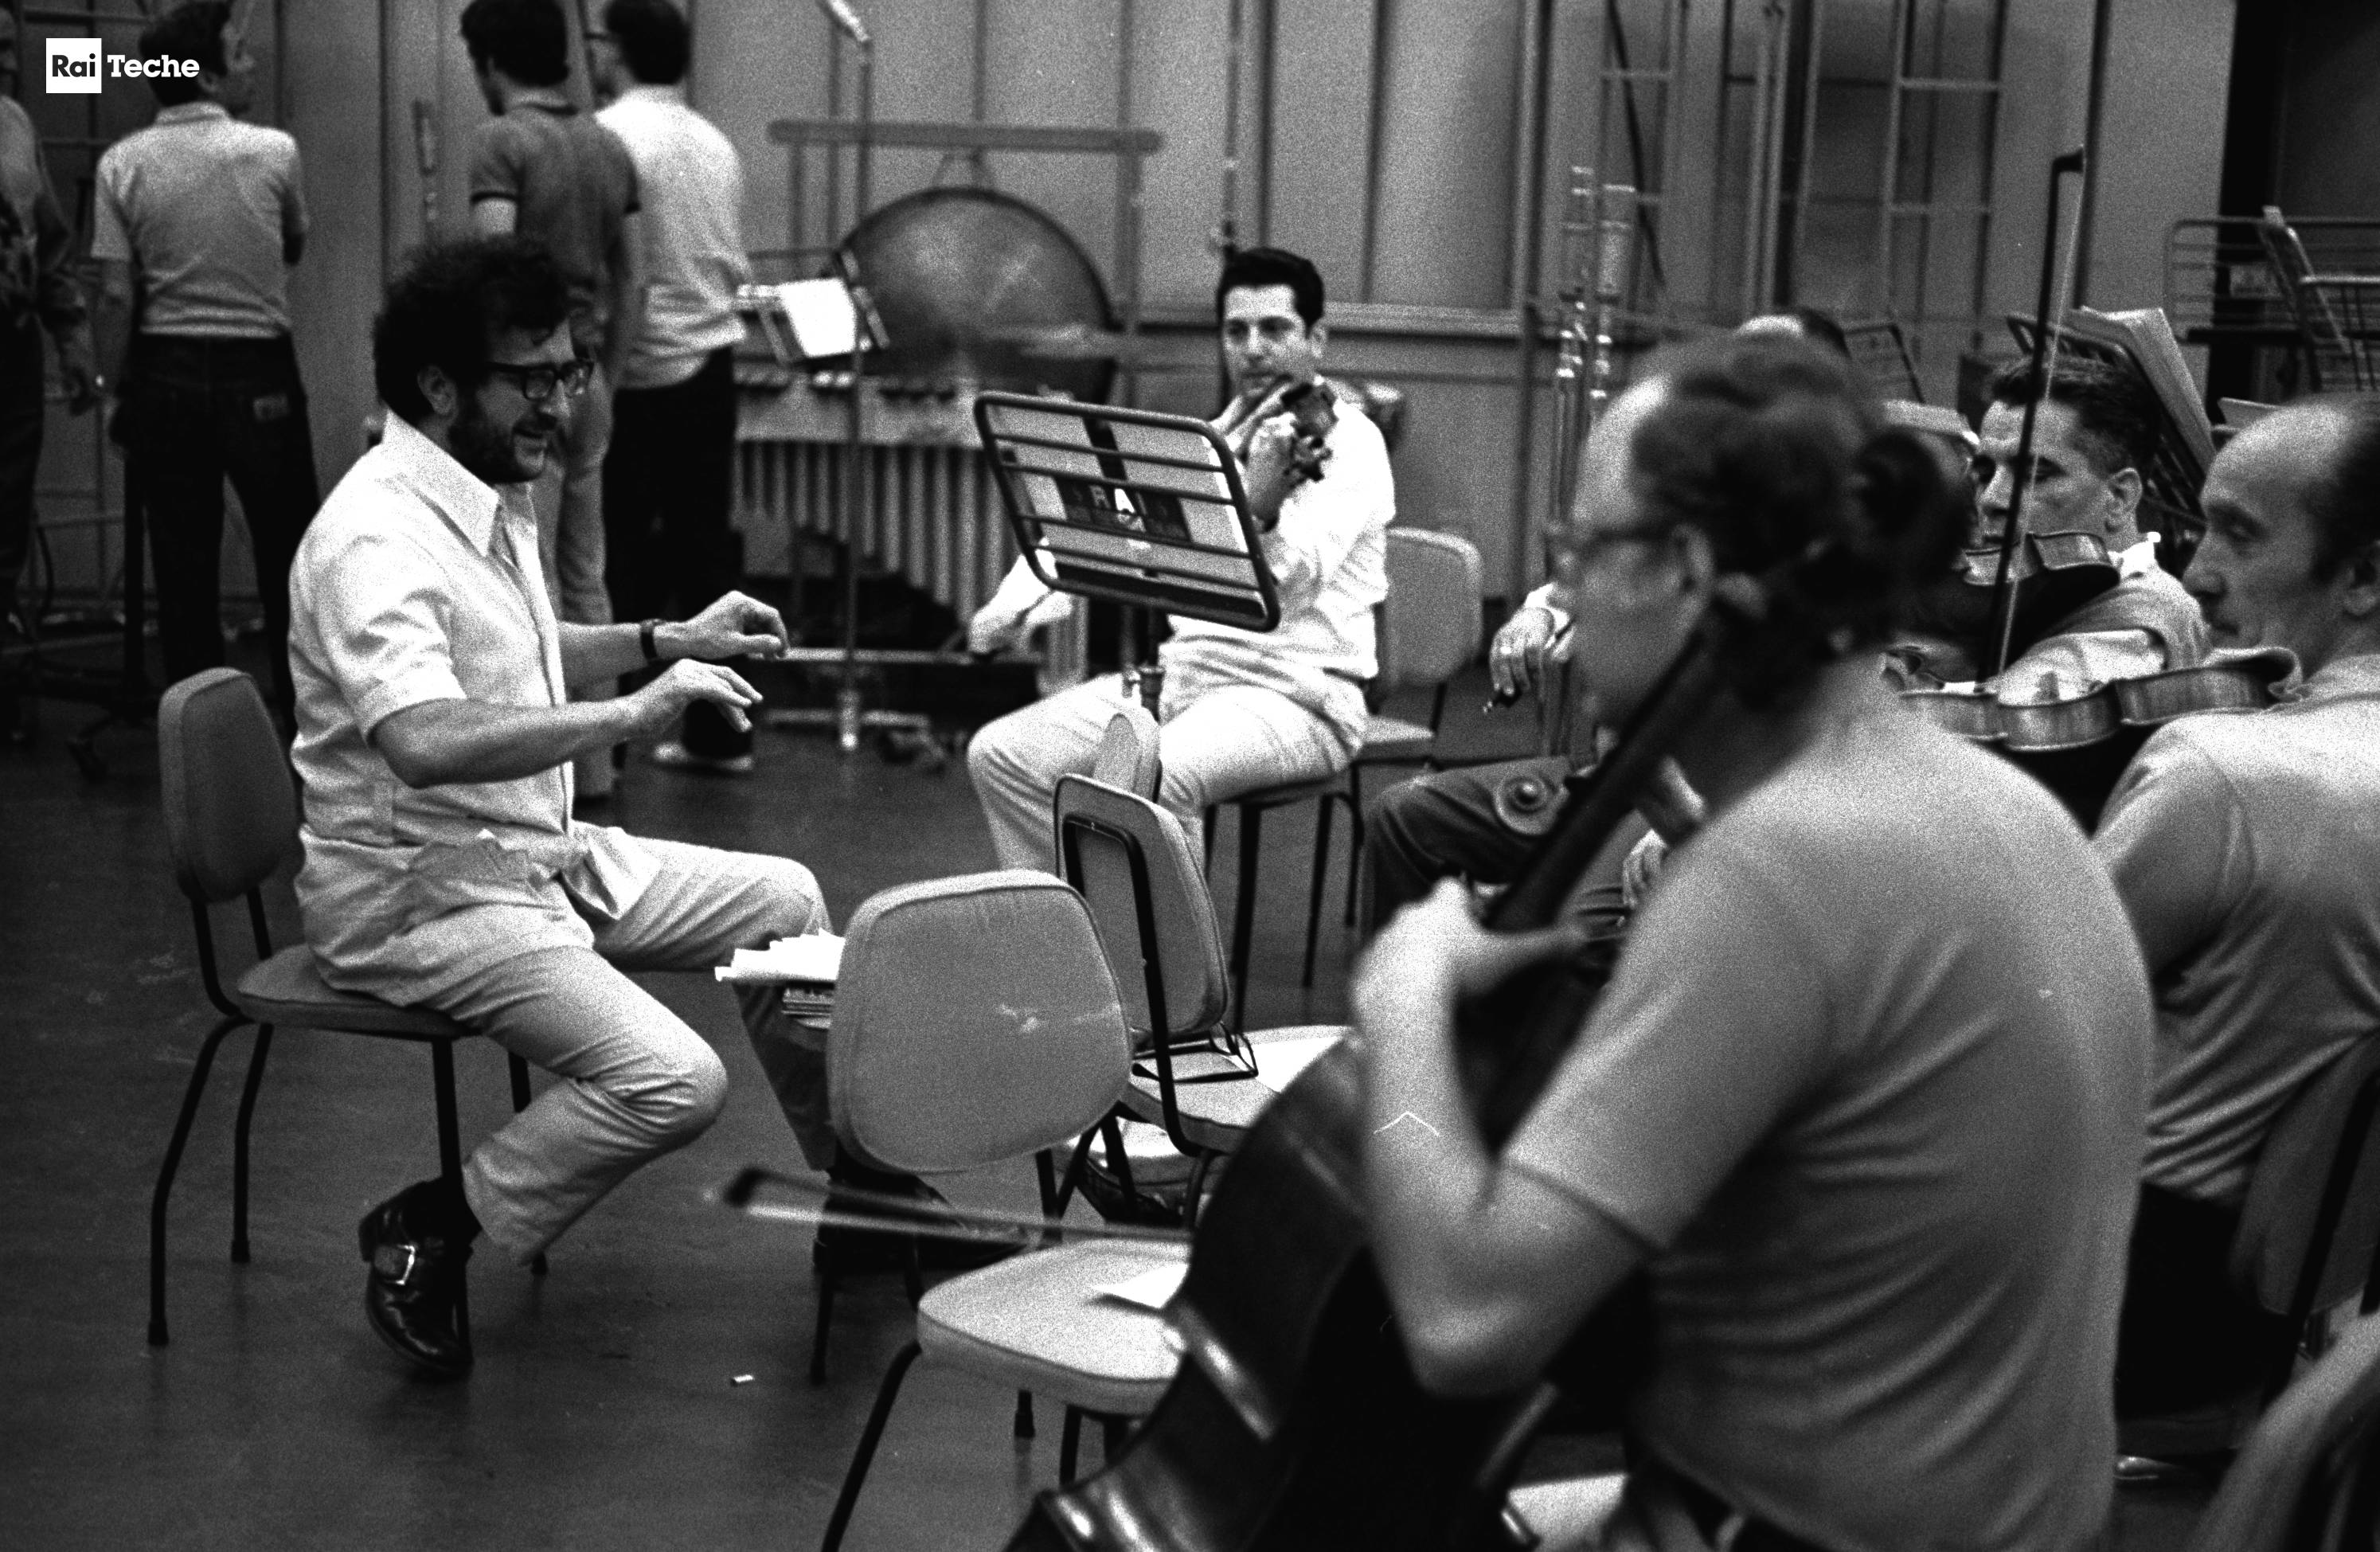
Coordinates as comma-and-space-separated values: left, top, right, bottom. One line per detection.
1904, 351, 2209, 697
1358, 334, 2150, 1550
2098, 395, 2380, 1417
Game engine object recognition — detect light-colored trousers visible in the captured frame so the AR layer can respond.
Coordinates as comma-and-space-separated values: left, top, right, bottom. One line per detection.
430, 836, 833, 1263
967, 672, 1358, 871
533, 367, 618, 799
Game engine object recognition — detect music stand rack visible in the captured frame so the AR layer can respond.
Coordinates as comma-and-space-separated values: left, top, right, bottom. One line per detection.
972, 392, 1277, 720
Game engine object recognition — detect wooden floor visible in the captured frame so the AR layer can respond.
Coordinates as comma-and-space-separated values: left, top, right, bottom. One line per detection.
0, 653, 2213, 1549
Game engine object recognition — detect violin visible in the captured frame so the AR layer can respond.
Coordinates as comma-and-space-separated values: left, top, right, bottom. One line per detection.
1899, 529, 2122, 678
1002, 628, 1727, 1552
1901, 647, 2295, 829
1273, 377, 1339, 487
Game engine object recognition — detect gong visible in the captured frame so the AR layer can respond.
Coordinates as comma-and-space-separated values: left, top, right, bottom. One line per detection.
842, 186, 1120, 404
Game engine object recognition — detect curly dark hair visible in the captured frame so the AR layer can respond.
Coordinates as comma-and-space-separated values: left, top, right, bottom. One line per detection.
374, 237, 572, 424
1215, 246, 1325, 328
141, 1, 231, 108
459, 0, 571, 88
1624, 332, 1968, 704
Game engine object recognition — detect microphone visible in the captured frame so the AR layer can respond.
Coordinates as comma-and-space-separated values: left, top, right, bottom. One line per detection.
813, 0, 871, 45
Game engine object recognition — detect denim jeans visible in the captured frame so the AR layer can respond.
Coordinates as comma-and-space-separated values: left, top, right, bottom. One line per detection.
0, 319, 46, 607
120, 333, 319, 708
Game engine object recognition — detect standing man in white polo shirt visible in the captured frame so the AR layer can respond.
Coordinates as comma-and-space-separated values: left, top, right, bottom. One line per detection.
93, 0, 317, 714
290, 237, 830, 1378
591, 0, 757, 772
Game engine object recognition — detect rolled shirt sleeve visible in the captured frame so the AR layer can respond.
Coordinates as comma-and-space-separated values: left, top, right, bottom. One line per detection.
307, 528, 471, 737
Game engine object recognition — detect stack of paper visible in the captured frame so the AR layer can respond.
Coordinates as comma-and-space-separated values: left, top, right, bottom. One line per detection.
715, 934, 844, 986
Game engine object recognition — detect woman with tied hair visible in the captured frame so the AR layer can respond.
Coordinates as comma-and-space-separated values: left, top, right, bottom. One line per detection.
1358, 333, 2151, 1552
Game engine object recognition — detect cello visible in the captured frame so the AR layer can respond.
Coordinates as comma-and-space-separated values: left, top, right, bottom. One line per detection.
1002, 625, 1730, 1552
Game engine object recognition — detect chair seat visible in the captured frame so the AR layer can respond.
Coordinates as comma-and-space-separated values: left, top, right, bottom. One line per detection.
1059, 1118, 1198, 1187
1356, 713, 1436, 761
1121, 1026, 1346, 1154
233, 948, 471, 1041
916, 1242, 1186, 1416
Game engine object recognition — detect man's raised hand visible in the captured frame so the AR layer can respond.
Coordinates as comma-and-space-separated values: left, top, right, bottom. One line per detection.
630, 659, 764, 736
678, 591, 792, 661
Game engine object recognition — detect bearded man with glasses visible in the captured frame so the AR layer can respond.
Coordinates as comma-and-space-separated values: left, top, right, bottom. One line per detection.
286, 237, 831, 1378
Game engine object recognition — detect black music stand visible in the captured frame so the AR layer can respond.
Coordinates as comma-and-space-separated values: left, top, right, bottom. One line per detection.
971, 393, 1279, 721
2007, 306, 2216, 571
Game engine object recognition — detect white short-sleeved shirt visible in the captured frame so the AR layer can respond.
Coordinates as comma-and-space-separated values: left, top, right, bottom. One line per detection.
596, 85, 748, 389
287, 415, 655, 1002
2096, 653, 2380, 1206
92, 103, 305, 338
1507, 693, 2149, 1552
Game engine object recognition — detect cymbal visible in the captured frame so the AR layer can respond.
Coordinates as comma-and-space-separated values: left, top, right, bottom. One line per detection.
985, 324, 1163, 363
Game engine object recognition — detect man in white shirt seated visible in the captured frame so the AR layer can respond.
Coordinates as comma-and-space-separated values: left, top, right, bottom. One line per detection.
287, 237, 831, 1378
965, 245, 1394, 866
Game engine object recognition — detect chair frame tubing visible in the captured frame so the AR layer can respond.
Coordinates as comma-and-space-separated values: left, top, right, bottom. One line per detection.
2269, 1070, 2380, 1402
150, 887, 537, 1348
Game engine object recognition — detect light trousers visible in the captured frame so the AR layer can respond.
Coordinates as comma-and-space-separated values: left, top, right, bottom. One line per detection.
967, 671, 1359, 871
430, 836, 830, 1263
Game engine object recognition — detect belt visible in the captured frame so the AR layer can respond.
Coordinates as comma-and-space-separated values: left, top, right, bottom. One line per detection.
1668, 1470, 1834, 1552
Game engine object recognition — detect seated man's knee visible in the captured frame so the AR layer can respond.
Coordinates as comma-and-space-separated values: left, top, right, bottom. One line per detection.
1368, 772, 1437, 854
656, 1042, 730, 1143
756, 856, 828, 938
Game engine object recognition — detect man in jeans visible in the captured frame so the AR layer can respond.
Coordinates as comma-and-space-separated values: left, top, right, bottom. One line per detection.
462, 0, 644, 799
592, 0, 754, 772
93, 1, 316, 713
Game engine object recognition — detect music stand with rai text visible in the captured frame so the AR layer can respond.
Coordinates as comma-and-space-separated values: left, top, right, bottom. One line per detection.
971, 392, 1280, 720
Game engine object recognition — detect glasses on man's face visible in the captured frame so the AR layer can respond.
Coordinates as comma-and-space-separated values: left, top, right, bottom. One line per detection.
1550, 522, 1679, 587
482, 358, 592, 404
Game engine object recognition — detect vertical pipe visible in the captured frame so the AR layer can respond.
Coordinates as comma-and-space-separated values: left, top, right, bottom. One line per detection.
1218, 0, 1243, 252
1253, 0, 1276, 246
1505, 0, 1557, 603
1786, 0, 1829, 305
2074, 0, 2114, 303
1358, 0, 1396, 302
1116, 0, 1140, 406
1872, 0, 1912, 322
1964, 0, 2012, 355
379, 0, 394, 284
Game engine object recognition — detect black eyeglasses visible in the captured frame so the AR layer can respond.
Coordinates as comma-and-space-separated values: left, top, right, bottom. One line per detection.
481, 358, 592, 404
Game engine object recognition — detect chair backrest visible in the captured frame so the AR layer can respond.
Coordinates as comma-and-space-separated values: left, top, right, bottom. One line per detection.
2233, 1037, 2380, 1318
827, 870, 1130, 1176
156, 667, 301, 905
2187, 1311, 2380, 1552
2261, 206, 2357, 381
1088, 706, 1162, 800
1052, 774, 1231, 1042
1378, 527, 1482, 694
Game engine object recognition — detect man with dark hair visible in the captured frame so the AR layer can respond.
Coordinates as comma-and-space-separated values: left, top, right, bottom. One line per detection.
92, 0, 316, 713
0, 7, 97, 647
2100, 396, 2380, 1417
287, 236, 831, 1378
461, 0, 643, 800
1960, 350, 2209, 695
592, 0, 756, 771
967, 244, 1394, 867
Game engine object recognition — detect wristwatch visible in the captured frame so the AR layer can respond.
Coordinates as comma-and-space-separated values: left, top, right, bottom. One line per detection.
639, 619, 664, 664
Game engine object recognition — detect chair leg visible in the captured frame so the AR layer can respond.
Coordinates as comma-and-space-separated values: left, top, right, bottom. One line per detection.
1301, 797, 1335, 989
1100, 1413, 1130, 1462
429, 1039, 471, 1345
506, 1056, 549, 1277
1229, 803, 1261, 1030
1182, 1151, 1213, 1233
1014, 1390, 1035, 1440
1202, 805, 1217, 876
1344, 767, 1367, 927
819, 1339, 923, 1552
901, 1240, 924, 1307
1059, 1405, 1085, 1486
810, 1261, 838, 1386
150, 1016, 244, 1347
229, 1024, 275, 1264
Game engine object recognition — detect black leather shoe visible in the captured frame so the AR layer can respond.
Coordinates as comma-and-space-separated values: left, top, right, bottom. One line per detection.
358, 1187, 475, 1378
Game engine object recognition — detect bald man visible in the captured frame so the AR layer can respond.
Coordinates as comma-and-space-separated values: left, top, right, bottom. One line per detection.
2098, 396, 2380, 1415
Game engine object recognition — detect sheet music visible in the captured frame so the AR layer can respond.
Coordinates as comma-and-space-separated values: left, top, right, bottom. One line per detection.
1092, 1261, 1189, 1312
714, 932, 845, 985
768, 280, 859, 361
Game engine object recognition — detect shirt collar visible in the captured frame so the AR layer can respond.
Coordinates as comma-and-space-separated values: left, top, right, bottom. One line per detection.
2116, 536, 2162, 579
2302, 654, 2380, 703
506, 88, 576, 115
615, 84, 685, 108
154, 102, 231, 127
378, 414, 510, 555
